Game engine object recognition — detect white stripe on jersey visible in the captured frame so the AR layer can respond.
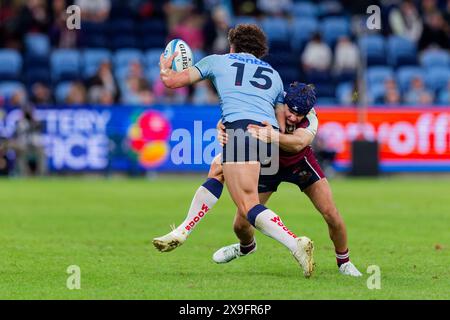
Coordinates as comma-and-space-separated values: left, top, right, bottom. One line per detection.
304, 156, 321, 179
304, 108, 318, 137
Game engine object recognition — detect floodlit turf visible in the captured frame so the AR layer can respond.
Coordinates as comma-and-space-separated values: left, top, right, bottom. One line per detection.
0, 176, 449, 300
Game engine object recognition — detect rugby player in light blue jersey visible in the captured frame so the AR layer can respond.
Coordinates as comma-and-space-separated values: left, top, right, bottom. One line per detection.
155, 24, 314, 277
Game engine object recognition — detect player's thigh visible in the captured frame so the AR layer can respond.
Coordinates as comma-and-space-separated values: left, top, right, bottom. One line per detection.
223, 162, 260, 214
304, 178, 337, 216
207, 153, 224, 183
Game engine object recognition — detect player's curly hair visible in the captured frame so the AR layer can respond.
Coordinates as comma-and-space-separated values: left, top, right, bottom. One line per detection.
228, 24, 269, 58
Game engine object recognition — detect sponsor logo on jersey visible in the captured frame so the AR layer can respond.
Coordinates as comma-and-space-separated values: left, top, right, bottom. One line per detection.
228, 54, 269, 66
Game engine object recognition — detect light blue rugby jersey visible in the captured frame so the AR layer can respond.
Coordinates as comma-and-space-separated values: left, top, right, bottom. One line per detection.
194, 53, 284, 128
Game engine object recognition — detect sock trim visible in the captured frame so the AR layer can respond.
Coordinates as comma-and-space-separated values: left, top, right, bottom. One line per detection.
240, 239, 256, 255
247, 204, 267, 227
336, 248, 350, 266
202, 178, 223, 199
240, 239, 255, 248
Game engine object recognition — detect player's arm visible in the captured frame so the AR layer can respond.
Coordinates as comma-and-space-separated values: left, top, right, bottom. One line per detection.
248, 113, 317, 153
277, 128, 314, 153
216, 120, 228, 146
248, 122, 314, 153
275, 103, 286, 133
159, 53, 202, 89
278, 109, 318, 152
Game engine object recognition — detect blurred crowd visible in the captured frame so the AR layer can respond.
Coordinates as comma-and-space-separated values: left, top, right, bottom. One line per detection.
0, 0, 449, 109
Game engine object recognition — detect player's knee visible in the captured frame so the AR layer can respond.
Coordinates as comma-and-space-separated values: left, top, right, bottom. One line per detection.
208, 170, 224, 183
241, 201, 260, 216
207, 159, 224, 183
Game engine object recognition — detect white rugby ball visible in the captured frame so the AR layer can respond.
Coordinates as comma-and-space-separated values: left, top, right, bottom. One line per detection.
164, 39, 193, 72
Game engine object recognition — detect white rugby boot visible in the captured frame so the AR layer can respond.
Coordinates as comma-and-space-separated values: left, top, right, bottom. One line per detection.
212, 243, 257, 264
339, 261, 363, 277
292, 236, 315, 278
153, 225, 187, 252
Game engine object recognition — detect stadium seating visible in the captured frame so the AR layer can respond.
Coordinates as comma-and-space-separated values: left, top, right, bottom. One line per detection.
387, 36, 417, 67
438, 88, 449, 104
55, 82, 72, 104
292, 2, 319, 17
147, 67, 161, 84
82, 49, 112, 79
366, 66, 394, 85
261, 17, 290, 41
232, 16, 258, 26
396, 66, 424, 92
24, 68, 51, 87
138, 20, 167, 37
425, 67, 450, 92
358, 34, 386, 66
24, 33, 50, 57
320, 17, 350, 47
0, 81, 26, 99
420, 49, 450, 69
137, 20, 168, 50
316, 97, 337, 104
264, 52, 297, 70
317, 0, 344, 17
336, 82, 353, 104
1, 1, 448, 107
24, 33, 50, 68
112, 35, 138, 50
79, 22, 108, 48
108, 20, 138, 50
107, 19, 135, 37
192, 50, 206, 63
278, 67, 301, 87
50, 49, 81, 82
291, 17, 319, 53
109, 0, 134, 19
113, 49, 143, 69
368, 83, 386, 104
145, 49, 164, 70
0, 49, 22, 81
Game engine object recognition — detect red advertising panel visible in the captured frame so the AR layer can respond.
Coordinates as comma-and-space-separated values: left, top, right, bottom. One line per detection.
316, 108, 450, 172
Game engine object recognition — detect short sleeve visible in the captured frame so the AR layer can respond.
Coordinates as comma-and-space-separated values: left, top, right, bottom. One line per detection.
304, 108, 319, 137
194, 55, 217, 80
276, 90, 285, 105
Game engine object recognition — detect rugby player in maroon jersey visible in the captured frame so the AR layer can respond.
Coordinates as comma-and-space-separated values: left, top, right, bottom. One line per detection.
213, 83, 361, 276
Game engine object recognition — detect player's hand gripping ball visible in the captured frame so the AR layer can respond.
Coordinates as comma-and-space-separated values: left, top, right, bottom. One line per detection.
163, 39, 193, 72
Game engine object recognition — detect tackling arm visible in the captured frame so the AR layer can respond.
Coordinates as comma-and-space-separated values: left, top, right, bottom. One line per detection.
247, 123, 315, 153
277, 128, 314, 153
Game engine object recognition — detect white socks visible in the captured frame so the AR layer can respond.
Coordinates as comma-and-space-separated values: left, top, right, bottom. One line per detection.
247, 204, 299, 252
176, 178, 223, 236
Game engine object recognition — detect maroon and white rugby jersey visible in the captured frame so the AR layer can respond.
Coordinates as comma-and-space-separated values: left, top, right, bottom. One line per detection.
279, 108, 318, 168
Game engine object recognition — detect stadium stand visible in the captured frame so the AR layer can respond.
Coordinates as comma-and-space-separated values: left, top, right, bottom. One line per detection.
0, 0, 448, 107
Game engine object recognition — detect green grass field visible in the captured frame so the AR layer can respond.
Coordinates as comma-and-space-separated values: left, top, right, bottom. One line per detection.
0, 176, 449, 300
